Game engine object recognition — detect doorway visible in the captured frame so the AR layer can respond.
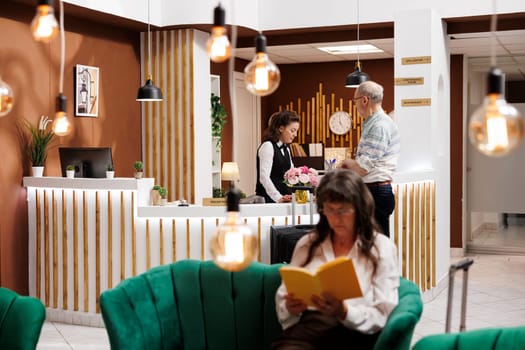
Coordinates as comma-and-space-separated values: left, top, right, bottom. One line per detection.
466, 57, 525, 255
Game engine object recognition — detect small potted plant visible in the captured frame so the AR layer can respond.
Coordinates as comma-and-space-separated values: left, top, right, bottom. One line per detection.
106, 163, 115, 179
158, 187, 168, 206
66, 164, 75, 178
151, 185, 161, 205
25, 115, 55, 177
133, 161, 143, 179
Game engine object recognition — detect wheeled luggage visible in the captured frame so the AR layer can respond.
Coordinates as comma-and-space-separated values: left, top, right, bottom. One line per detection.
270, 186, 316, 264
445, 257, 474, 333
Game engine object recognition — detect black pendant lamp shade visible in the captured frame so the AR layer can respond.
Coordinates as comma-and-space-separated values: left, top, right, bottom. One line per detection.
345, 65, 369, 88
136, 77, 163, 101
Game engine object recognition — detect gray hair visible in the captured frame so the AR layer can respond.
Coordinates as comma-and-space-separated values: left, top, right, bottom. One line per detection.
357, 81, 383, 104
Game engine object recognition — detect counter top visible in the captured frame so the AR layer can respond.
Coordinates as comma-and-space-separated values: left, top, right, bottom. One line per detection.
138, 202, 318, 218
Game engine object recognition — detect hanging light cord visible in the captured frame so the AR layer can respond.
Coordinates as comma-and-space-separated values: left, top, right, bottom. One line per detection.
59, 0, 65, 94
356, 0, 360, 66
228, 0, 237, 127
147, 0, 152, 77
490, 0, 497, 67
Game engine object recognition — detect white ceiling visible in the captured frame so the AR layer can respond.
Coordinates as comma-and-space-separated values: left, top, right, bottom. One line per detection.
234, 29, 525, 81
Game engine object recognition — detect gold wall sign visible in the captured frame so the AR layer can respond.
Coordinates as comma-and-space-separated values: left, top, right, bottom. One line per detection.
401, 56, 432, 65
395, 77, 424, 85
401, 98, 431, 107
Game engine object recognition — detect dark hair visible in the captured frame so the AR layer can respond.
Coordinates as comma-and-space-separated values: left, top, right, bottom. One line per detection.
302, 169, 379, 274
263, 110, 300, 142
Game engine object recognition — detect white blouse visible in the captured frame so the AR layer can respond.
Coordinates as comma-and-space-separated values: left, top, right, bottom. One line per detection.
275, 232, 400, 333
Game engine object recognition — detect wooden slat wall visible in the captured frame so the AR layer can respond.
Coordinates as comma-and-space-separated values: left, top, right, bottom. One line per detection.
279, 82, 362, 157
393, 181, 436, 292
142, 29, 196, 203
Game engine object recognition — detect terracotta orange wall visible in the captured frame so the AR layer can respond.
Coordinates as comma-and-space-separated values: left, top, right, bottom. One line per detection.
0, 4, 141, 293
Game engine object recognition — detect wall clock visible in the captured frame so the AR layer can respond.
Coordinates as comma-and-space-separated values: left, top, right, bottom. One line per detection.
329, 111, 352, 135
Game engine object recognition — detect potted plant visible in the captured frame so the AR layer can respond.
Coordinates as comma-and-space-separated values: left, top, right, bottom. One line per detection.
211, 93, 227, 149
158, 187, 168, 206
66, 164, 75, 178
106, 163, 115, 179
133, 161, 143, 179
25, 115, 54, 177
151, 185, 161, 205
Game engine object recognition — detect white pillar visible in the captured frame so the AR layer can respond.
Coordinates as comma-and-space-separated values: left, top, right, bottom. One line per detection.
394, 8, 451, 290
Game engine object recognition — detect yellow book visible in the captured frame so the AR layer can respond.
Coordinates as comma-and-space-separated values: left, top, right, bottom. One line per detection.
279, 256, 363, 306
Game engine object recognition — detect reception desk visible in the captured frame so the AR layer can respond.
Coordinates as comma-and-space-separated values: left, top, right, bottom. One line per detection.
24, 176, 439, 326
23, 177, 318, 326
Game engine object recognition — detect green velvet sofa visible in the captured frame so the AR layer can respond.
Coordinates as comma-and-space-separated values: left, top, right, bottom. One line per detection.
100, 260, 423, 350
0, 287, 46, 350
413, 326, 525, 349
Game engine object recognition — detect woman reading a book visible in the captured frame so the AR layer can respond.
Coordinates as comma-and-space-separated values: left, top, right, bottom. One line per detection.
272, 169, 400, 350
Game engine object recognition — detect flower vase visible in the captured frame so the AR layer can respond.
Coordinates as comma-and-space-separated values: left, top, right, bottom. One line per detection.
294, 189, 309, 204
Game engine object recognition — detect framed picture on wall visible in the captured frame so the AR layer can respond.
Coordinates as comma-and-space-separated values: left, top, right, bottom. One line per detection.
75, 64, 99, 117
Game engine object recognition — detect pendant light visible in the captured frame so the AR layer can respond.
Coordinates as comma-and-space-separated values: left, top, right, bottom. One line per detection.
468, 1, 524, 156
0, 76, 14, 117
345, 0, 369, 88
207, 3, 231, 63
31, 0, 59, 43
52, 0, 72, 136
137, 0, 163, 102
210, 186, 257, 272
244, 33, 281, 96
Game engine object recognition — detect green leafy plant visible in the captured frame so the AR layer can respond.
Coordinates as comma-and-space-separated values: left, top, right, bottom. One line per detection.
212, 187, 246, 199
211, 93, 227, 149
25, 116, 54, 167
133, 161, 143, 172
152, 185, 161, 191
107, 163, 114, 171
66, 164, 75, 171
213, 187, 225, 198
158, 187, 167, 198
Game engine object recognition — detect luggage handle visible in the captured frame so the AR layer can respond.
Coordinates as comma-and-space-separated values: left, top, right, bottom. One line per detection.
291, 186, 315, 226
445, 257, 474, 333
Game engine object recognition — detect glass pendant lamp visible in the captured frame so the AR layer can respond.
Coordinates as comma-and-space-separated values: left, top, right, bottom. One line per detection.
52, 0, 72, 136
53, 94, 72, 136
244, 33, 280, 96
468, 1, 524, 156
207, 3, 231, 63
31, 0, 59, 43
0, 76, 14, 117
210, 187, 257, 272
468, 68, 523, 156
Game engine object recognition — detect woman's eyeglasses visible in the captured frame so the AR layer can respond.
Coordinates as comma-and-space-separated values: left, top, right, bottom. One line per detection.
321, 208, 355, 217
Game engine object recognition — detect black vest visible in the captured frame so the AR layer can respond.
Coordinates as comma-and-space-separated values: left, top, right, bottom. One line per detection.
255, 141, 292, 203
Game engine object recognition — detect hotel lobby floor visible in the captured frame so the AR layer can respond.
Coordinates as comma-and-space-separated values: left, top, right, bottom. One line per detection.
36, 254, 525, 349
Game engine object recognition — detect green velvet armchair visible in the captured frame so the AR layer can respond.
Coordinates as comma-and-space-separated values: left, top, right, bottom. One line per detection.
100, 260, 422, 350
413, 326, 525, 349
0, 287, 46, 350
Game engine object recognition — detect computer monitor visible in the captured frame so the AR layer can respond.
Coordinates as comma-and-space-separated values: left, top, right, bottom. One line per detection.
59, 147, 113, 178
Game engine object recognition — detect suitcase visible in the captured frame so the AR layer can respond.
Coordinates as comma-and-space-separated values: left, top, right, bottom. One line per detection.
270, 186, 316, 264
445, 257, 474, 333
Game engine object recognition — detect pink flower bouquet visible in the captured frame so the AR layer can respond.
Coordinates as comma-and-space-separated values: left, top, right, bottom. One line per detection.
283, 166, 319, 187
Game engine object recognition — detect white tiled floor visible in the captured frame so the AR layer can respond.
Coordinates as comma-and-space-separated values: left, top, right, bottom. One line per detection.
37, 253, 525, 349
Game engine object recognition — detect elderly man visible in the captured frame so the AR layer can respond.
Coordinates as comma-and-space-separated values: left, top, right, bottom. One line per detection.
340, 81, 400, 237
